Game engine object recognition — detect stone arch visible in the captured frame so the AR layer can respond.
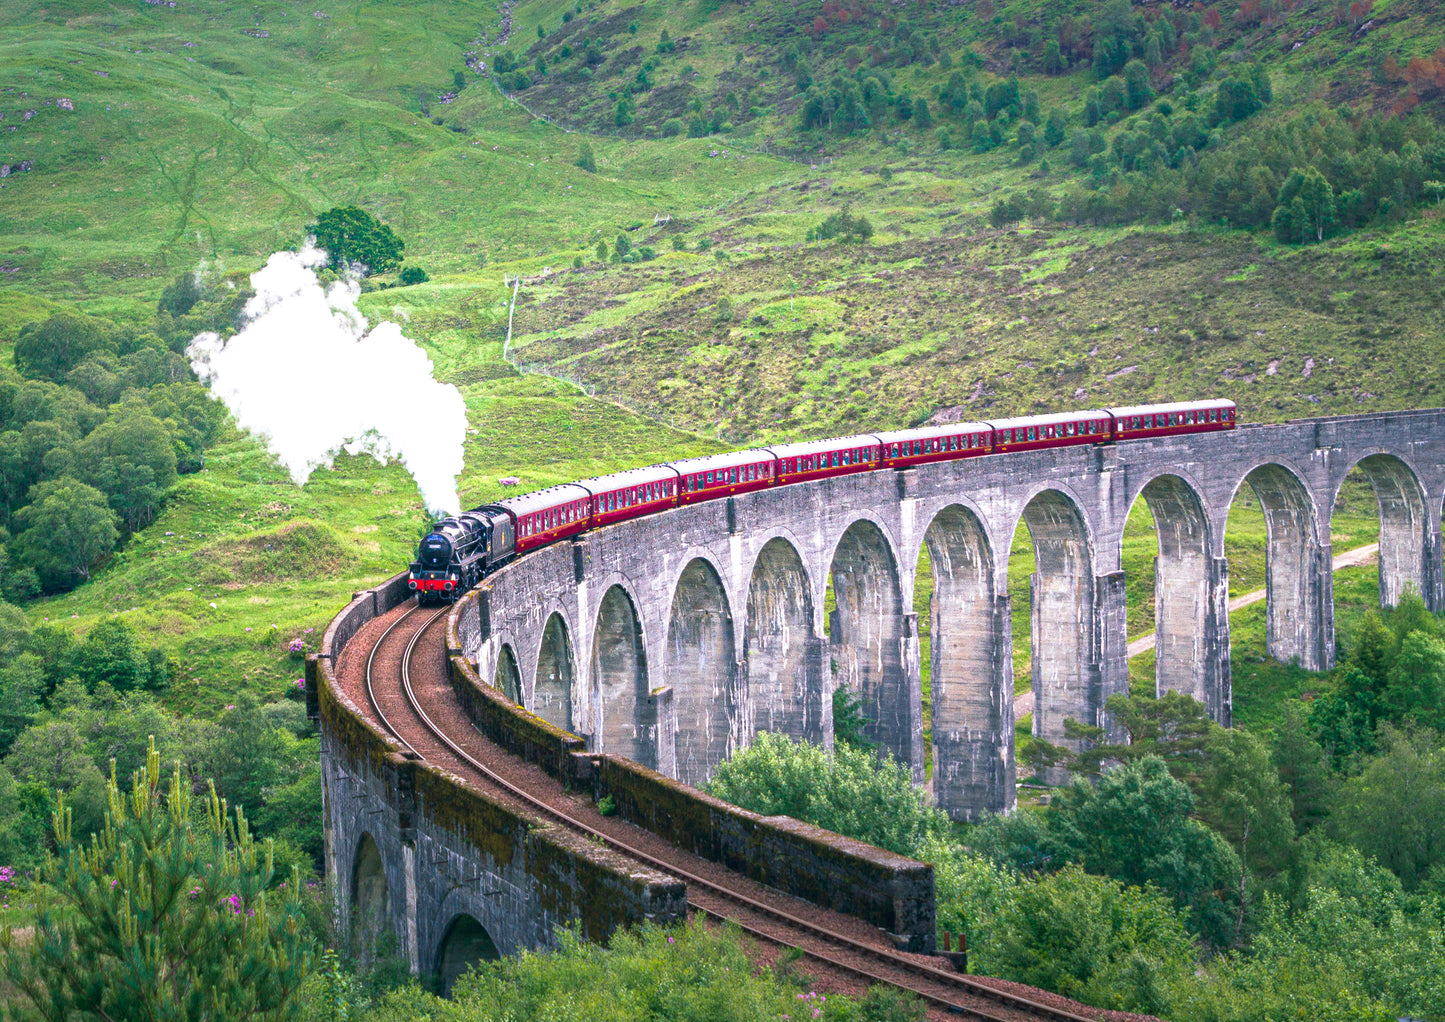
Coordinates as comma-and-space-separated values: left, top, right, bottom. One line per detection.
1015, 489, 1095, 775
1128, 474, 1220, 715
923, 504, 1011, 819
350, 833, 391, 964
827, 518, 918, 773
534, 612, 575, 732
1336, 453, 1430, 609
591, 584, 652, 767
434, 913, 499, 996
666, 557, 737, 785
494, 645, 521, 705
745, 537, 824, 744
1234, 463, 1330, 671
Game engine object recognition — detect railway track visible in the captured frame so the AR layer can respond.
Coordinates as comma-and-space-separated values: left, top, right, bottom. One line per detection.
362, 601, 1095, 1022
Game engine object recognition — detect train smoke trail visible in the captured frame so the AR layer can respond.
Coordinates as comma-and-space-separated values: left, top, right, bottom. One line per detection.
187, 244, 468, 515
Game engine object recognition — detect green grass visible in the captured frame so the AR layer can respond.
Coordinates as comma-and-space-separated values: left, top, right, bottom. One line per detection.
2, 0, 1437, 745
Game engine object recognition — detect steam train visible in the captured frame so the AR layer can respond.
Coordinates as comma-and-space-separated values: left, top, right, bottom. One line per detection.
408, 399, 1236, 603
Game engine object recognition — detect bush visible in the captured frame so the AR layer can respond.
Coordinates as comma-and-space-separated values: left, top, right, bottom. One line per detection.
661, 117, 684, 137
705, 732, 944, 857
807, 206, 873, 243
986, 866, 1194, 1013
398, 266, 429, 286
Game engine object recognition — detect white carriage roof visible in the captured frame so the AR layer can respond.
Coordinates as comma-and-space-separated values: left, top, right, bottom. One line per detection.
578, 464, 679, 493
768, 434, 882, 458
497, 483, 593, 516
1107, 399, 1236, 418
987, 409, 1110, 431
670, 449, 776, 474
874, 421, 993, 444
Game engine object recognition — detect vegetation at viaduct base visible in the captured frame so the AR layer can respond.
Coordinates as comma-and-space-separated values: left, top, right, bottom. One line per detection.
0, 0, 1443, 1017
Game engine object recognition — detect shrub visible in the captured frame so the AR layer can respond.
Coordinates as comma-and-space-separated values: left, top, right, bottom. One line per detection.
706, 732, 944, 857
398, 266, 429, 285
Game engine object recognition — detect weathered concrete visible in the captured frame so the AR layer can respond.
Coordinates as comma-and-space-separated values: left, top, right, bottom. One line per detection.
314, 577, 685, 988
458, 409, 1445, 821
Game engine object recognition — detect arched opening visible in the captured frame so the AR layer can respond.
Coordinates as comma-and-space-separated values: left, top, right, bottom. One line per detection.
435, 913, 499, 996
1119, 475, 1219, 716
350, 834, 391, 966
666, 558, 736, 786
1226, 465, 1330, 672
494, 645, 521, 705
745, 538, 823, 743
591, 585, 651, 767
1333, 454, 1428, 610
827, 519, 916, 773
534, 613, 575, 732
919, 504, 1010, 820
1015, 490, 1094, 781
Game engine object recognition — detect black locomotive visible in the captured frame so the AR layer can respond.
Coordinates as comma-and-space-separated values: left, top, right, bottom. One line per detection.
407, 506, 515, 604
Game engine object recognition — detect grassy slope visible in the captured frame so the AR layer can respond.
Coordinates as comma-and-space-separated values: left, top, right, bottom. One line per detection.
0, 0, 1436, 740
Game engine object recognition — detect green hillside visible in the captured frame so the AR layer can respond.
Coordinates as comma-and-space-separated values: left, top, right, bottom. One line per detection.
3, 3, 1445, 1019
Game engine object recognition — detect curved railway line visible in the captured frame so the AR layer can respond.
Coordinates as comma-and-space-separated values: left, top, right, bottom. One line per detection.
357, 600, 1099, 1022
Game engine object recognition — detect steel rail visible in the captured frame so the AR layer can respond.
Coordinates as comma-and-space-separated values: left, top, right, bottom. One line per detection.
378, 605, 1094, 1022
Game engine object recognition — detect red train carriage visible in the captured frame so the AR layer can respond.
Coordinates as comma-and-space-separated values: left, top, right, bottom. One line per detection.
988, 410, 1112, 454
770, 435, 881, 485
876, 422, 994, 469
585, 465, 680, 526
1107, 400, 1236, 440
502, 484, 593, 554
672, 450, 775, 505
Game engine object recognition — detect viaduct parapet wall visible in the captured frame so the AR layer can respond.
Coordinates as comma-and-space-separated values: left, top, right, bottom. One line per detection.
313, 575, 685, 989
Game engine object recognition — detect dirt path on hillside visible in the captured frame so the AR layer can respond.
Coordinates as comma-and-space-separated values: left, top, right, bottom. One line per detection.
1012, 543, 1379, 719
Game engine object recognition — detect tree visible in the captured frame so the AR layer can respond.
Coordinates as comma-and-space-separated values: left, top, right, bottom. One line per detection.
68, 619, 160, 694
1046, 755, 1242, 945
12, 477, 118, 589
1270, 703, 1332, 833
1276, 167, 1337, 243
398, 266, 430, 286
595, 239, 608, 261
1123, 60, 1154, 110
1043, 108, 1067, 148
1213, 73, 1265, 125
62, 403, 179, 532
306, 206, 404, 276
1382, 629, 1445, 729
0, 741, 314, 1021
912, 96, 932, 128
0, 600, 43, 756
1329, 726, 1445, 889
705, 732, 943, 857
1196, 728, 1296, 879
13, 313, 115, 383
985, 866, 1193, 1013
157, 271, 204, 318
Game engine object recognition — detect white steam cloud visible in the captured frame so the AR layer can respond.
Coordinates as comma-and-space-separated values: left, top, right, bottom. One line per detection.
188, 244, 469, 516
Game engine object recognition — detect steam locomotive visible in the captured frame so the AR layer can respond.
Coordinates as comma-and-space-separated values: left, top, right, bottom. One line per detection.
408, 399, 1235, 604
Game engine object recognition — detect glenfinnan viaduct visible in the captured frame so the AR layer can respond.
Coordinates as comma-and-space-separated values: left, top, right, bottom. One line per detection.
316, 408, 1445, 979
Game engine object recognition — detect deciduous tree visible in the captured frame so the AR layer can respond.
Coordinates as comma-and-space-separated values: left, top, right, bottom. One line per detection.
307, 206, 405, 276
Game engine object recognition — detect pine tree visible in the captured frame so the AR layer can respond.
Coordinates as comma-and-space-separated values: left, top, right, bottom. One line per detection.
1, 740, 314, 1022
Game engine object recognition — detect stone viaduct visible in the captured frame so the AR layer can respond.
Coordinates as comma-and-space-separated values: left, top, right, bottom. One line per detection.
461, 409, 1445, 816
318, 408, 1445, 983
